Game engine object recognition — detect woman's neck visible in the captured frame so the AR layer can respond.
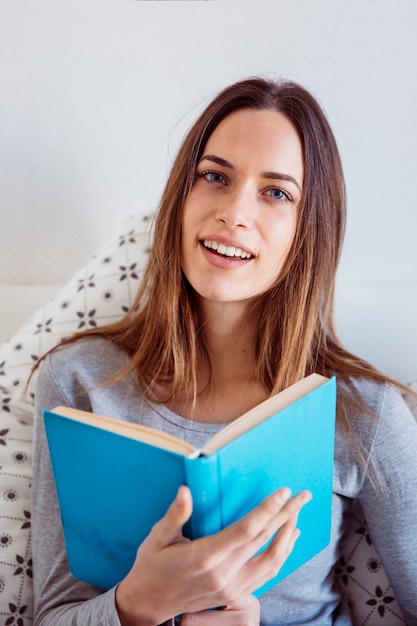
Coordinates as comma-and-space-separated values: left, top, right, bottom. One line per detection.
168, 300, 269, 423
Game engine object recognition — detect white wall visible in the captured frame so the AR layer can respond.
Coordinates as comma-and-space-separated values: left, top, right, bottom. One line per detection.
1, 0, 416, 380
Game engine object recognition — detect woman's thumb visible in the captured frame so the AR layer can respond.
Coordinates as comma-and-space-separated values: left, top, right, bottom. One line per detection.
155, 486, 193, 545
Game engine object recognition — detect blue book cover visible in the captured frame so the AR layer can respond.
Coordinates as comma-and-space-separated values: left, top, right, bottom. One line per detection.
43, 373, 336, 595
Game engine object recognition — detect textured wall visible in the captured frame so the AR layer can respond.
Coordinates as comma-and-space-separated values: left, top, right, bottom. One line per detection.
1, 0, 416, 284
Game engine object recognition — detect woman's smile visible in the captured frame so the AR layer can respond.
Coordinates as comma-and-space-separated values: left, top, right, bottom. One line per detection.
201, 239, 254, 260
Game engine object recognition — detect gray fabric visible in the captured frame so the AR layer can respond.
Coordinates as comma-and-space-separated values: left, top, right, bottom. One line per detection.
31, 337, 417, 625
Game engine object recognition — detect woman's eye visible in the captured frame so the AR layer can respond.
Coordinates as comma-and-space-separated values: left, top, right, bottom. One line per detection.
199, 171, 226, 185
266, 188, 291, 202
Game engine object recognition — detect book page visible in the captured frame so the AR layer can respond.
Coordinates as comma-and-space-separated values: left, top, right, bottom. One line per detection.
52, 406, 196, 456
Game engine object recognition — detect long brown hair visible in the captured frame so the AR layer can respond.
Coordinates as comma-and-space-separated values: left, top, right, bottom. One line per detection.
35, 77, 407, 444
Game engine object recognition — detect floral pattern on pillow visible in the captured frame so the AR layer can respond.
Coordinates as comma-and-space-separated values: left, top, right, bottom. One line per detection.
0, 396, 33, 626
336, 500, 406, 624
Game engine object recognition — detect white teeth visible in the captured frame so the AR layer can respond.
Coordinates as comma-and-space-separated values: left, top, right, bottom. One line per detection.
203, 240, 252, 259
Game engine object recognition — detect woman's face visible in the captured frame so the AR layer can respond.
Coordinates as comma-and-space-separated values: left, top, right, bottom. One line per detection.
181, 108, 304, 311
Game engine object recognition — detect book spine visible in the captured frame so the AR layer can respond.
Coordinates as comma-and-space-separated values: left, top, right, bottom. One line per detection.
183, 454, 222, 539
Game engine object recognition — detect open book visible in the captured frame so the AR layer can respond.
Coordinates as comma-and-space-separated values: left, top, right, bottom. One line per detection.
44, 372, 336, 596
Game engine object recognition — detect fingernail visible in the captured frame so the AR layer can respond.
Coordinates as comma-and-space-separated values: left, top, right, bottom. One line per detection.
276, 487, 292, 502
301, 491, 313, 504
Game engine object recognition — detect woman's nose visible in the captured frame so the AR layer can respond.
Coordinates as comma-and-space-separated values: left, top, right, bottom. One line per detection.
215, 188, 255, 229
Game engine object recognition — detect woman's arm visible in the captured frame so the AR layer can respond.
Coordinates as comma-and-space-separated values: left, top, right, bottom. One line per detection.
32, 358, 123, 625
358, 383, 417, 625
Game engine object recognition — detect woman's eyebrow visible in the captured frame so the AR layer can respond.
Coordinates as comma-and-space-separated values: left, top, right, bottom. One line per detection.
262, 171, 302, 193
200, 154, 233, 169
199, 154, 301, 193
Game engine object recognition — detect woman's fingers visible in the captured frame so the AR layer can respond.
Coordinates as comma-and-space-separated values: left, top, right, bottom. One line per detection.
208, 488, 311, 565
236, 516, 301, 597
181, 594, 260, 626
175, 488, 311, 605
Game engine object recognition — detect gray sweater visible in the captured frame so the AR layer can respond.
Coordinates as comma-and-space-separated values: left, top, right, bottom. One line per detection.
32, 337, 417, 625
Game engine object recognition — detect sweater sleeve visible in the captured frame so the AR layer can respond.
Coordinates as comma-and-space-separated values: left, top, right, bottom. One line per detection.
31, 355, 123, 626
357, 383, 417, 625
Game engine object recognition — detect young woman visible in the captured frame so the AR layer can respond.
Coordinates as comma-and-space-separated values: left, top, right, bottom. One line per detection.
31, 78, 417, 626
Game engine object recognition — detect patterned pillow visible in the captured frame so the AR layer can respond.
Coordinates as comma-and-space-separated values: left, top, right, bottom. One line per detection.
0, 394, 33, 625
0, 213, 414, 625
336, 502, 406, 624
0, 214, 152, 624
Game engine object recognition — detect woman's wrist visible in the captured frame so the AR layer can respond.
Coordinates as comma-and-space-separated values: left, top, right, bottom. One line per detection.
115, 581, 159, 626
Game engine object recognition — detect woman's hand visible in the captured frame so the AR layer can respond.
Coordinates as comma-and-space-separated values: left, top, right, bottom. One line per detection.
181, 594, 260, 625
115, 485, 311, 626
